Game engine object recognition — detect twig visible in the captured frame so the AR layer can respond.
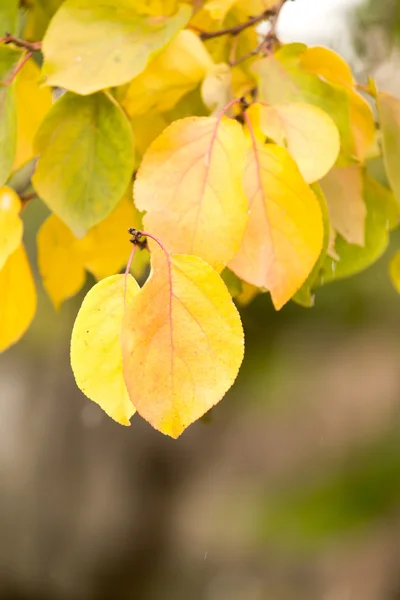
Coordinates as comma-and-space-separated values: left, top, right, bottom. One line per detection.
228, 1, 286, 66
192, 8, 277, 41
0, 34, 42, 53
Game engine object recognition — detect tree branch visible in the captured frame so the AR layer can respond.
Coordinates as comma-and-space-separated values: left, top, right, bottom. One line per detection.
0, 34, 42, 53
192, 8, 277, 41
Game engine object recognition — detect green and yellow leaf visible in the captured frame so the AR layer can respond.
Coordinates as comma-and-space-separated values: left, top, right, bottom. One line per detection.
32, 91, 135, 236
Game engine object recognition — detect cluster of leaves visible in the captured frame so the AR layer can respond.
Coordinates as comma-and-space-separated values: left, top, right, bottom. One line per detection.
1, 0, 400, 438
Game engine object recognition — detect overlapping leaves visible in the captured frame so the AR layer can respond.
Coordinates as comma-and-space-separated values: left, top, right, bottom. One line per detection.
1, 0, 400, 438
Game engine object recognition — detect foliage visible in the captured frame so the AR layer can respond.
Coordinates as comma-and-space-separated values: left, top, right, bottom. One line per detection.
0, 0, 399, 438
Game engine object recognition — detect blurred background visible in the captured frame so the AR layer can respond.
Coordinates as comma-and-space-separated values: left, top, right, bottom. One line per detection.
2, 1, 400, 598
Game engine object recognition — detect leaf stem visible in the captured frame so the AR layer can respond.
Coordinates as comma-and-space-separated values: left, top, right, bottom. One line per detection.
124, 244, 137, 308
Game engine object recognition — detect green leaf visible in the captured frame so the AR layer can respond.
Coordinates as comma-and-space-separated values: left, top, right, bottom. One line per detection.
377, 91, 400, 205
41, 0, 192, 95
292, 183, 330, 307
252, 43, 353, 157
317, 175, 398, 285
0, 0, 18, 36
0, 46, 22, 186
32, 91, 135, 237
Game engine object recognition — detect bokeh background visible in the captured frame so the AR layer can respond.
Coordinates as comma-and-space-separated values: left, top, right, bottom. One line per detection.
2, 1, 400, 598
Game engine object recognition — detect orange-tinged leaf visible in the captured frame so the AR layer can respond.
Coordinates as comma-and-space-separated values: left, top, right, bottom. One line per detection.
135, 116, 248, 271
0, 186, 23, 270
0, 244, 37, 352
377, 91, 400, 204
300, 46, 354, 86
252, 46, 353, 157
13, 59, 52, 170
121, 245, 244, 438
252, 102, 340, 183
37, 215, 86, 309
71, 274, 139, 426
229, 141, 323, 309
300, 47, 375, 162
347, 88, 375, 162
320, 165, 366, 247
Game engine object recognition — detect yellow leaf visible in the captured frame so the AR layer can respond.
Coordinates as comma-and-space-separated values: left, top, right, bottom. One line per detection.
300, 46, 375, 162
41, 0, 192, 95
236, 281, 260, 306
201, 63, 232, 115
229, 141, 323, 309
121, 245, 244, 438
377, 91, 400, 204
320, 165, 366, 247
121, 30, 213, 117
37, 196, 147, 308
74, 196, 143, 280
251, 102, 340, 183
252, 45, 353, 156
13, 59, 52, 170
204, 0, 238, 20
0, 244, 37, 352
71, 274, 139, 426
300, 46, 354, 86
0, 186, 23, 270
135, 116, 248, 271
37, 215, 86, 309
130, 112, 168, 169
389, 251, 400, 294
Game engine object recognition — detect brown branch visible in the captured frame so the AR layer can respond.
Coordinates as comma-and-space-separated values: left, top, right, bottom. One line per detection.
0, 34, 42, 53
192, 8, 277, 41
228, 0, 287, 66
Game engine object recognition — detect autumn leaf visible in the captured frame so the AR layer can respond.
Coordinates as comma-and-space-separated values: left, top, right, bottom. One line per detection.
0, 0, 19, 36
292, 183, 330, 307
317, 176, 398, 285
134, 115, 248, 271
377, 91, 400, 205
250, 102, 340, 183
74, 195, 146, 281
41, 0, 192, 95
252, 44, 353, 156
71, 274, 139, 426
0, 185, 23, 270
14, 58, 52, 171
320, 165, 366, 246
121, 244, 244, 438
37, 196, 147, 308
0, 46, 22, 186
0, 244, 37, 352
389, 251, 400, 294
32, 91, 135, 237
37, 214, 86, 309
300, 46, 375, 162
201, 63, 233, 115
120, 30, 213, 117
229, 139, 323, 310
